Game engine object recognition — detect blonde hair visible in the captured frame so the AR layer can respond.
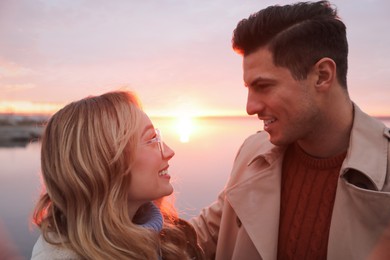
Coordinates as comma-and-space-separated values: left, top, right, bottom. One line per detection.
33, 91, 204, 259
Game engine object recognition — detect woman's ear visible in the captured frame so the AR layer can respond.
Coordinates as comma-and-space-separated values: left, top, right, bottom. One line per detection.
313, 57, 336, 91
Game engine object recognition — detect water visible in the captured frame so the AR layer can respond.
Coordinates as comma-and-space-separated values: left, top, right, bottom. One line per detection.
1, 116, 389, 259
0, 116, 261, 259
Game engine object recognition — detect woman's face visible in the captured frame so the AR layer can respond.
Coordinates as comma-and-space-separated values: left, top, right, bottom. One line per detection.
127, 112, 175, 208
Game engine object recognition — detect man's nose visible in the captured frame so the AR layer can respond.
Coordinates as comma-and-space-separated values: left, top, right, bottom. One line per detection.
246, 90, 264, 115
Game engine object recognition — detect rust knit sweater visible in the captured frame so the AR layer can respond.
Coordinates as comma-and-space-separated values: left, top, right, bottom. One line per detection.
277, 143, 346, 260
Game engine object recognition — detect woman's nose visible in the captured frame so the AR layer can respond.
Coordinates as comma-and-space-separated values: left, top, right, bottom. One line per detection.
162, 142, 175, 159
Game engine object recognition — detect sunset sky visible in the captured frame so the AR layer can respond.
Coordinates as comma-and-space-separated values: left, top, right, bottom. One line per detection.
1, 0, 389, 117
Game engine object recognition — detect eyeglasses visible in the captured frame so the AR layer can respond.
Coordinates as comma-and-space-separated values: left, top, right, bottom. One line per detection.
143, 128, 164, 157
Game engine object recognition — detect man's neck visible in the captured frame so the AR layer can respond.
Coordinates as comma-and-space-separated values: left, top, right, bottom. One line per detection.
297, 101, 354, 158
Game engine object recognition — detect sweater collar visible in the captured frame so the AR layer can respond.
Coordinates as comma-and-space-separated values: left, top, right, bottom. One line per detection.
138, 202, 163, 233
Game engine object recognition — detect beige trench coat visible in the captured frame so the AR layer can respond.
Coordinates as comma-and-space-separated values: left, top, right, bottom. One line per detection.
191, 105, 390, 260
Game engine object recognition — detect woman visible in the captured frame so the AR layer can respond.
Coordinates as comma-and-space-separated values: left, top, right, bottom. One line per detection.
31, 90, 204, 259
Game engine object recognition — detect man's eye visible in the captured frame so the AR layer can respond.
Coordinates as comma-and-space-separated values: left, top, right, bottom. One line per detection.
254, 84, 271, 91
257, 83, 269, 88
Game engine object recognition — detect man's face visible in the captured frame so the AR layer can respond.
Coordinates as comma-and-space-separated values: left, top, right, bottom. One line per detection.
243, 47, 321, 146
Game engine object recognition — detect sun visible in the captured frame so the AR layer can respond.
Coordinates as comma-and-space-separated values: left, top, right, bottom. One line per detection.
175, 116, 194, 143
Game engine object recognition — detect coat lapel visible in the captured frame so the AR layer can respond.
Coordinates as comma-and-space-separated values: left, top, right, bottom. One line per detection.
226, 149, 284, 260
328, 105, 390, 259
342, 105, 388, 190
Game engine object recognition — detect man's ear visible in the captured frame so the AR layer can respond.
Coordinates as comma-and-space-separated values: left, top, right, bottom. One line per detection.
313, 57, 336, 91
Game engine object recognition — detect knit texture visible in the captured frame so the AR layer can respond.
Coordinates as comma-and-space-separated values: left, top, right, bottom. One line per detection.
277, 143, 346, 260
140, 202, 164, 232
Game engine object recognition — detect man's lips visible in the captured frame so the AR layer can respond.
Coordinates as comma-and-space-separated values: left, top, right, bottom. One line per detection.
258, 117, 276, 130
263, 118, 276, 127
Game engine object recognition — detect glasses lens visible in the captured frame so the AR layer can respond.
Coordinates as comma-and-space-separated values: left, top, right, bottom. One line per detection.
156, 129, 164, 155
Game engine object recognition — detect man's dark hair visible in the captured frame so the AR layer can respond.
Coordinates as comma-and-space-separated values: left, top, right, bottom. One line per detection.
232, 1, 348, 88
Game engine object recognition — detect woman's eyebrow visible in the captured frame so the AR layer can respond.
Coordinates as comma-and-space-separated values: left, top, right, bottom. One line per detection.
141, 124, 154, 137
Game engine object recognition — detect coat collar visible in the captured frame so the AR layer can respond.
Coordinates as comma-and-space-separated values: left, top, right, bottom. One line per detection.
225, 132, 285, 260
226, 155, 283, 260
341, 104, 389, 190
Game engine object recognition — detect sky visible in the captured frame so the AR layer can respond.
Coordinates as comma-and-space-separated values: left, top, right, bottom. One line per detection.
0, 0, 389, 117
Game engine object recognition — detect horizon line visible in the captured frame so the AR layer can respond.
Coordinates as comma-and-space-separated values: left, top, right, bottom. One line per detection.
1, 112, 390, 120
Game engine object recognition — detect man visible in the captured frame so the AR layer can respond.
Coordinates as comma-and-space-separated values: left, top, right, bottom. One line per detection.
190, 1, 390, 259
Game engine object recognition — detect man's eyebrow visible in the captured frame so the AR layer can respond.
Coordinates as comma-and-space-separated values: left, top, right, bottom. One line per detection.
245, 76, 275, 88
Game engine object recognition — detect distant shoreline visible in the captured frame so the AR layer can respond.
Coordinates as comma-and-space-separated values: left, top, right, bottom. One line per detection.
0, 125, 43, 147
1, 113, 390, 120
0, 114, 47, 147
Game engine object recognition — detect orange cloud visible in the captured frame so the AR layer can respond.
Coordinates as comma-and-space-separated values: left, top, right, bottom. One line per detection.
0, 100, 63, 115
